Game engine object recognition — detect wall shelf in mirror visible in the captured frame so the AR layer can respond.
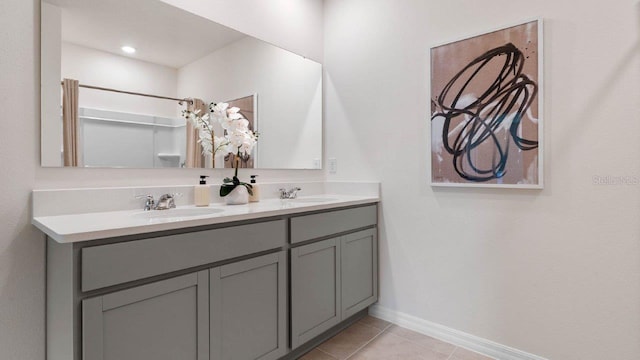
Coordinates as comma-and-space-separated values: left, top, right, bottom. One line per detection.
41, 0, 322, 170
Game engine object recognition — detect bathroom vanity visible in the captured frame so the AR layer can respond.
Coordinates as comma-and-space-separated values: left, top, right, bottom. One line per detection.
35, 192, 379, 360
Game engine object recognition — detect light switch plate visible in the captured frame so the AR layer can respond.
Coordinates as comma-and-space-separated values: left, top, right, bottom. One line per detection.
328, 158, 337, 174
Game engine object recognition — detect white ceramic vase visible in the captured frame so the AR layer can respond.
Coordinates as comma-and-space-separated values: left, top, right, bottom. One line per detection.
224, 185, 249, 205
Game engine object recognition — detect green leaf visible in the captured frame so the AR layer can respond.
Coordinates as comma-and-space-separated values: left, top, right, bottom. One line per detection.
219, 184, 237, 197
223, 177, 233, 184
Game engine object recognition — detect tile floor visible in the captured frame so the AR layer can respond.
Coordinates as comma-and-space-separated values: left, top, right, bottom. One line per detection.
299, 316, 494, 360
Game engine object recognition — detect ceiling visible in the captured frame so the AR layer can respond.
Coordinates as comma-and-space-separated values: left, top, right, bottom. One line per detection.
45, 0, 247, 68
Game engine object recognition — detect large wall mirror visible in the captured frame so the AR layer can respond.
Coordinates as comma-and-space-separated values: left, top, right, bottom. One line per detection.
41, 0, 322, 169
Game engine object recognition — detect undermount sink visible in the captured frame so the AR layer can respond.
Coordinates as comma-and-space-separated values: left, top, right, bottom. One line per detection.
287, 197, 339, 203
133, 207, 224, 219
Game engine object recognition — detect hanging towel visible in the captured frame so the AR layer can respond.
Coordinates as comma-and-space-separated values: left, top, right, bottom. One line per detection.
185, 98, 207, 168
62, 78, 79, 166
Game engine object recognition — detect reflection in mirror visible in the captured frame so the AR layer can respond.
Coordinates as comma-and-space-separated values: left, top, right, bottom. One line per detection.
41, 0, 322, 169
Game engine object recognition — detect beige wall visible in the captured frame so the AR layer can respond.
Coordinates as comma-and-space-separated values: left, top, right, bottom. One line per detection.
324, 0, 640, 359
0, 1, 324, 359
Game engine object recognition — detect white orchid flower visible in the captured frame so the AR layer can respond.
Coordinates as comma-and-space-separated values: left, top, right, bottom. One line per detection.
188, 114, 200, 128
197, 131, 213, 155
228, 112, 243, 120
210, 103, 229, 122
213, 136, 229, 155
227, 129, 246, 148
239, 135, 256, 154
219, 116, 233, 131
182, 101, 257, 160
230, 118, 250, 132
211, 102, 229, 113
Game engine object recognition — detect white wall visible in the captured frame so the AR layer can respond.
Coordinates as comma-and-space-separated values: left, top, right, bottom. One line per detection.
9, 0, 639, 359
57, 43, 185, 167
159, 0, 324, 63
324, 0, 640, 359
178, 36, 322, 169
0, 1, 324, 359
61, 42, 179, 118
41, 2, 63, 166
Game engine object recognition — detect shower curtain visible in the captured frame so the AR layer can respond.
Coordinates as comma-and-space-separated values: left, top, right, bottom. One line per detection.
62, 78, 79, 166
185, 98, 207, 168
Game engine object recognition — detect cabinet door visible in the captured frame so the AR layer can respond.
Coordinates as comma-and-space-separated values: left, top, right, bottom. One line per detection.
291, 238, 341, 349
210, 251, 287, 360
341, 228, 378, 319
82, 271, 209, 360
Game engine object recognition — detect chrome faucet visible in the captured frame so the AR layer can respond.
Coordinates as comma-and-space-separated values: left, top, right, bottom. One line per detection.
155, 193, 178, 210
135, 194, 156, 211
135, 193, 181, 210
278, 187, 302, 199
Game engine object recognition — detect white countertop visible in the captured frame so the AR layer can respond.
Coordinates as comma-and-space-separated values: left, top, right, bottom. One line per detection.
33, 194, 379, 243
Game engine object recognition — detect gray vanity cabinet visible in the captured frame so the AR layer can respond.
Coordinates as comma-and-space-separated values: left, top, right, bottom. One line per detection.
210, 251, 287, 360
82, 251, 287, 360
82, 271, 210, 360
290, 238, 342, 349
47, 204, 378, 360
340, 228, 378, 319
290, 205, 378, 350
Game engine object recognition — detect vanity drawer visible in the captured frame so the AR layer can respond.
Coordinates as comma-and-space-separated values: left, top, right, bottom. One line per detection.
81, 219, 286, 292
290, 205, 377, 244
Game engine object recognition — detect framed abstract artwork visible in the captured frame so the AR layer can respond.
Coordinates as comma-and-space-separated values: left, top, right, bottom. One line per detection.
430, 19, 543, 188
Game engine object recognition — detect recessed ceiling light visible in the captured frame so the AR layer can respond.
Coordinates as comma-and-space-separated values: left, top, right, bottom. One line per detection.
121, 46, 136, 54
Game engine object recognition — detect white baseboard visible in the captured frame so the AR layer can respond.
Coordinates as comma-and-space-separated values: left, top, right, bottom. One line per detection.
369, 305, 549, 360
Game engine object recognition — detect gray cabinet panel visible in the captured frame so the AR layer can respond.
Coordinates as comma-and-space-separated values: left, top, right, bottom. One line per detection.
82, 220, 286, 291
210, 251, 287, 360
47, 239, 77, 360
291, 238, 341, 349
341, 229, 378, 319
82, 271, 209, 360
290, 205, 377, 244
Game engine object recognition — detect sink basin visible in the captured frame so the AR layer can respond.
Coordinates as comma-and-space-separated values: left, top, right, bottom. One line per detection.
133, 207, 224, 220
288, 197, 339, 203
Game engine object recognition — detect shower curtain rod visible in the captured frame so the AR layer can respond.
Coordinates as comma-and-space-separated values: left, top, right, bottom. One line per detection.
61, 81, 193, 105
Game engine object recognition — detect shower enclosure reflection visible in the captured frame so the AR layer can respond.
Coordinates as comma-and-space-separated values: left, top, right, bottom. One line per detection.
40, 0, 322, 169
78, 107, 187, 168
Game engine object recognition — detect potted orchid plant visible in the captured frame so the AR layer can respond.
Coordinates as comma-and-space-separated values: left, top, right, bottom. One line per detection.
182, 102, 258, 204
